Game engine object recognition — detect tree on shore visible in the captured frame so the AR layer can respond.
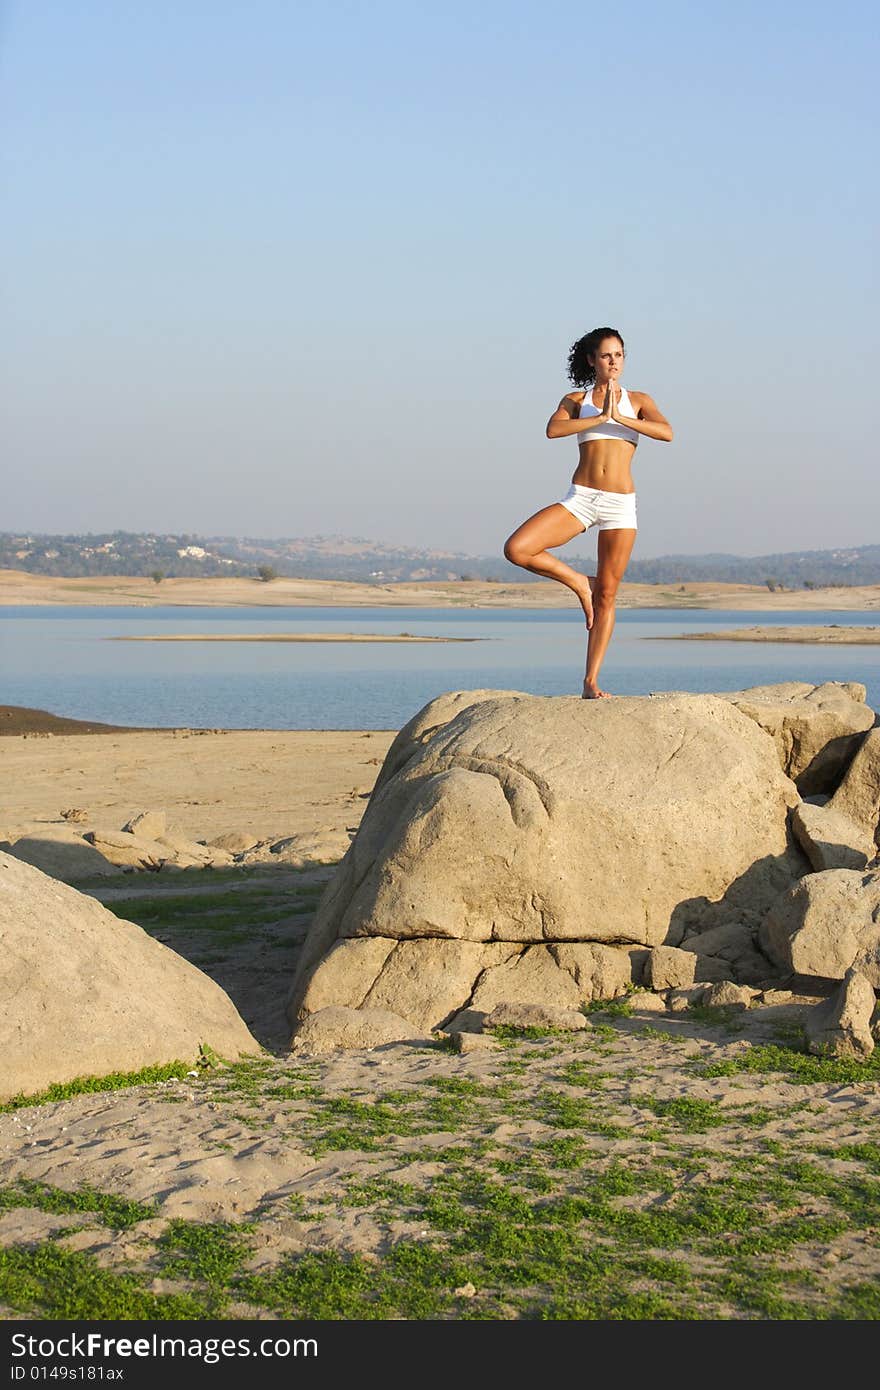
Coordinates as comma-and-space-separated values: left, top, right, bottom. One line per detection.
150, 569, 164, 585
257, 564, 278, 582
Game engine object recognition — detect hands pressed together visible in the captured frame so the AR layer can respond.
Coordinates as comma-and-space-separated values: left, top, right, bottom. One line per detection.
601, 379, 622, 422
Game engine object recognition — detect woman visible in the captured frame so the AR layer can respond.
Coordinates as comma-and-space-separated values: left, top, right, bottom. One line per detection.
503, 327, 673, 698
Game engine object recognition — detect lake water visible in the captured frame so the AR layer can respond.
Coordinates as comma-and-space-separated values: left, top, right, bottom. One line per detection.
1, 605, 877, 730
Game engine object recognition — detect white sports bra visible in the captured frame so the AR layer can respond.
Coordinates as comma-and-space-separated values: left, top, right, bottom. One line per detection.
577, 385, 639, 445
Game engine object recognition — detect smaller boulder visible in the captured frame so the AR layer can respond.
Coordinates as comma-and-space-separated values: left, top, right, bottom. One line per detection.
791, 801, 874, 871
666, 985, 709, 1012
759, 870, 880, 986
646, 946, 729, 990
482, 1001, 589, 1032
626, 991, 668, 1014
454, 1032, 500, 1054
270, 831, 352, 866
83, 829, 167, 869
207, 829, 260, 854
289, 1006, 430, 1054
804, 969, 877, 1061
122, 810, 167, 839
828, 728, 880, 844
701, 981, 757, 1010
156, 833, 234, 868
0, 833, 124, 883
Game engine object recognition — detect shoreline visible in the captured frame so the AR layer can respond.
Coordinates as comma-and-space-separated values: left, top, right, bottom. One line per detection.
107, 631, 482, 644
648, 625, 880, 645
3, 568, 880, 611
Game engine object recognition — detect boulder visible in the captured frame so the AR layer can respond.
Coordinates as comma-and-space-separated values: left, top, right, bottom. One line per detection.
790, 801, 875, 871
155, 833, 234, 869
207, 829, 260, 854
0, 852, 259, 1102
803, 969, 877, 1061
645, 945, 729, 990
759, 869, 880, 985
715, 681, 875, 794
482, 1001, 590, 1032
288, 691, 801, 1031
122, 810, 166, 839
666, 985, 709, 1012
0, 831, 124, 884
269, 830, 352, 867
627, 990, 668, 1013
701, 981, 757, 1010
82, 828, 168, 869
827, 728, 880, 845
551, 943, 635, 1000
289, 1006, 430, 1054
454, 1031, 500, 1054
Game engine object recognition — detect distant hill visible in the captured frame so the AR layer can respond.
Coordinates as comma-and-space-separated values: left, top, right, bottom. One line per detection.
2, 531, 879, 587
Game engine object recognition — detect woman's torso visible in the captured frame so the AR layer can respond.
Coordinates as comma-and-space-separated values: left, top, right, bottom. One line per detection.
572, 385, 639, 493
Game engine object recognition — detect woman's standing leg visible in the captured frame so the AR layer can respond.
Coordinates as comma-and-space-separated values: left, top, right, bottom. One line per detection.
583, 527, 636, 697
504, 504, 595, 625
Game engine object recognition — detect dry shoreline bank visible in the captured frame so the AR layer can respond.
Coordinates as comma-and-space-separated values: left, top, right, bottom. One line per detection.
649, 625, 880, 645
4, 567, 880, 611
108, 632, 481, 644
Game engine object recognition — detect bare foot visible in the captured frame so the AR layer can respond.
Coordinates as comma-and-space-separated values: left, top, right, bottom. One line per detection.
573, 583, 594, 629
582, 680, 611, 699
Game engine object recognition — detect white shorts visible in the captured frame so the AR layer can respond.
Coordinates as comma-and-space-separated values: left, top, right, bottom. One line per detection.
559, 484, 637, 532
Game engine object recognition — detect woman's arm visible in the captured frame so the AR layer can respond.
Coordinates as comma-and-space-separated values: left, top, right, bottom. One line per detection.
616, 391, 674, 442
546, 392, 609, 439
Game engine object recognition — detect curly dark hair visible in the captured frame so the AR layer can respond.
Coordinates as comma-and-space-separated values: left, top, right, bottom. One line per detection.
566, 327, 626, 389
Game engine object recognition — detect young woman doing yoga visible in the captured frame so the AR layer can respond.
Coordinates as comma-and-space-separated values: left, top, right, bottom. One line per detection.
503, 327, 673, 698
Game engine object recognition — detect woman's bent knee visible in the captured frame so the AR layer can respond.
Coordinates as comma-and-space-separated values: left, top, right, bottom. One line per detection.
504, 537, 528, 566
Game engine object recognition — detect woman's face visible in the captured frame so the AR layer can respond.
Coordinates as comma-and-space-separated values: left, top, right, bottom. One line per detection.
589, 337, 624, 383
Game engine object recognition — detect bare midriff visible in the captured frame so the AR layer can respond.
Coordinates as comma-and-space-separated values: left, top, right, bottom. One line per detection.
571, 437, 637, 494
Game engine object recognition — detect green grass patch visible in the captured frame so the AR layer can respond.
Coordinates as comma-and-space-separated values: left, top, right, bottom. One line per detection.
157, 1220, 256, 1285
698, 1043, 880, 1085
0, 1243, 210, 1320
0, 1059, 213, 1114
0, 1180, 158, 1229
632, 1096, 728, 1132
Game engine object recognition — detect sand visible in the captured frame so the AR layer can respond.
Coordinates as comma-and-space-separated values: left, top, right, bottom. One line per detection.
0, 722, 397, 845
4, 567, 880, 610
3, 716, 880, 1319
650, 625, 880, 644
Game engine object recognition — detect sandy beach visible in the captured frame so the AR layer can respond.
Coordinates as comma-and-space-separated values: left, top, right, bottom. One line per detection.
2, 708, 880, 1320
4, 567, 880, 610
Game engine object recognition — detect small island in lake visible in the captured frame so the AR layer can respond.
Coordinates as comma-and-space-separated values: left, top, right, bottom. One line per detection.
647, 625, 880, 645
108, 632, 483, 644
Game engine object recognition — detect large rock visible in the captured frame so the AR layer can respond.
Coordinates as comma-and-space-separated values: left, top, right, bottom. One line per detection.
790, 801, 875, 871
0, 852, 259, 1101
803, 969, 877, 1061
759, 869, 880, 985
716, 682, 875, 794
287, 690, 801, 1032
828, 728, 880, 846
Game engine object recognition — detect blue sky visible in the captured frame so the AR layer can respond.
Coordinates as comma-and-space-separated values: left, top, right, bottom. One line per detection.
3, 1, 878, 558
